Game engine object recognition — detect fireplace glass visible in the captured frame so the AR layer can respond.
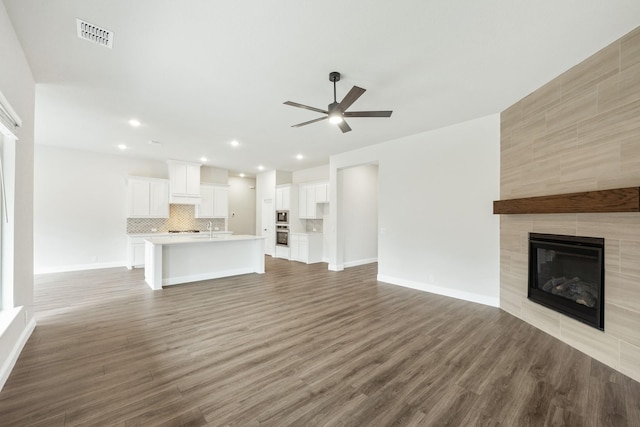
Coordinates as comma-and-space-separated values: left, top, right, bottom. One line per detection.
528, 233, 604, 330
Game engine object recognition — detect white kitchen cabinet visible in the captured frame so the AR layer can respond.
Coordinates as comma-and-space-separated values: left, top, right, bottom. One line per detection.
195, 184, 229, 218
290, 233, 323, 264
127, 235, 148, 269
213, 186, 229, 217
299, 183, 325, 219
299, 186, 308, 218
127, 177, 169, 218
315, 182, 329, 203
168, 160, 201, 204
276, 185, 291, 211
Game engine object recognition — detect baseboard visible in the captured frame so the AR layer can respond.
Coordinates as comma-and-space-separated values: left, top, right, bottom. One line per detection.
34, 261, 127, 275
0, 309, 36, 391
377, 274, 500, 307
344, 257, 378, 268
328, 263, 344, 272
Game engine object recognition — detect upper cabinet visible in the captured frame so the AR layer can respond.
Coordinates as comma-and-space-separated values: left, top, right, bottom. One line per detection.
127, 177, 169, 218
315, 182, 329, 203
298, 181, 329, 219
195, 184, 229, 218
168, 160, 201, 204
276, 185, 291, 211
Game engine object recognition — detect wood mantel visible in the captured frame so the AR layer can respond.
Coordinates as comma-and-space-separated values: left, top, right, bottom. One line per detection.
493, 187, 640, 214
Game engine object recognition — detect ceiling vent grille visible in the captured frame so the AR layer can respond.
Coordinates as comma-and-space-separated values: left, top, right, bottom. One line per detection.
76, 18, 113, 49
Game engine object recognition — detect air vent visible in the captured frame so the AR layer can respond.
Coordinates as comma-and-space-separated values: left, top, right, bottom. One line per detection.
76, 18, 113, 49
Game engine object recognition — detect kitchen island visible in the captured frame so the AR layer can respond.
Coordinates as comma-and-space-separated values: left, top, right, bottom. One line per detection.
144, 234, 265, 290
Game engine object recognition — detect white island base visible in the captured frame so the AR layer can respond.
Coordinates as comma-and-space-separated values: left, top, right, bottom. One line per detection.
144, 234, 265, 290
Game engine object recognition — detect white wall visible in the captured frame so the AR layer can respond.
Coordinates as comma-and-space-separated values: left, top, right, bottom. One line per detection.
0, 1, 36, 390
34, 146, 166, 273
342, 165, 378, 266
33, 146, 230, 273
292, 164, 329, 183
330, 114, 500, 306
228, 176, 256, 235
201, 166, 228, 184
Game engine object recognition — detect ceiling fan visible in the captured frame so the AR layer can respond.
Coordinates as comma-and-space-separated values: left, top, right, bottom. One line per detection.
284, 71, 392, 133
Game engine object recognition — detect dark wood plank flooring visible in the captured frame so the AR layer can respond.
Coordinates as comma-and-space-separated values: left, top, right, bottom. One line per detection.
1, 257, 639, 426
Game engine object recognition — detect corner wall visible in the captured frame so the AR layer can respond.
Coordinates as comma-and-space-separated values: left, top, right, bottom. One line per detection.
330, 114, 500, 306
500, 26, 640, 382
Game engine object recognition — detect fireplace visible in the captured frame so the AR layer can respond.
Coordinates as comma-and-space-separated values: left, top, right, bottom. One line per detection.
528, 233, 605, 330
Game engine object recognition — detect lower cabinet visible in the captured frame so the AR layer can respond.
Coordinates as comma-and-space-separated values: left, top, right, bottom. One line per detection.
290, 233, 323, 264
127, 236, 148, 269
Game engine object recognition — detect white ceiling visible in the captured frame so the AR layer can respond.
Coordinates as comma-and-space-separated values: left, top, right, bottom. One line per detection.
4, 1, 640, 176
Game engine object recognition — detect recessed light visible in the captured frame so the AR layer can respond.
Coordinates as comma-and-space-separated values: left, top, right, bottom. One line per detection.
117, 144, 127, 150
200, 157, 207, 162
129, 119, 141, 127
258, 165, 264, 171
230, 140, 240, 147
296, 154, 304, 160
239, 173, 245, 178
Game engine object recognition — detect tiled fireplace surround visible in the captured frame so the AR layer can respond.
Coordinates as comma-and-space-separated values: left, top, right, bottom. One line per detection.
500, 25, 640, 382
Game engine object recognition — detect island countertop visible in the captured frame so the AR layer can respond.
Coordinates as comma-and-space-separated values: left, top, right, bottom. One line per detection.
144, 234, 265, 246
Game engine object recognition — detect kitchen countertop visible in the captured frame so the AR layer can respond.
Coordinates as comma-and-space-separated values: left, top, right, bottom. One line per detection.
144, 234, 264, 246
128, 231, 232, 237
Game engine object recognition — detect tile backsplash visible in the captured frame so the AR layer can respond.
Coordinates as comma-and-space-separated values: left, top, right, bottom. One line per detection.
127, 204, 226, 234
305, 219, 323, 233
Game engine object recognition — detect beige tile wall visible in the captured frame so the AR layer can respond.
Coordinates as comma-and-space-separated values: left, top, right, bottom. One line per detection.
500, 26, 640, 382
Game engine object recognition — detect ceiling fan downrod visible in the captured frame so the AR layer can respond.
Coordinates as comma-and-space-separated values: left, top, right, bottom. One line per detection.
329, 71, 341, 104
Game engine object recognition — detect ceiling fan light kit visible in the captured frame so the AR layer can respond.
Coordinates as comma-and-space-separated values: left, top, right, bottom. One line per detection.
284, 71, 392, 133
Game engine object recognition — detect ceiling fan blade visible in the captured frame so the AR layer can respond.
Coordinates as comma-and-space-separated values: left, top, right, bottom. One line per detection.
292, 116, 328, 128
344, 110, 393, 118
337, 119, 352, 133
337, 86, 366, 111
284, 101, 328, 115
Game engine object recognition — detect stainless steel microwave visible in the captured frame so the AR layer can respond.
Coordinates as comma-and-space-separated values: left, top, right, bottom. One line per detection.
276, 210, 289, 223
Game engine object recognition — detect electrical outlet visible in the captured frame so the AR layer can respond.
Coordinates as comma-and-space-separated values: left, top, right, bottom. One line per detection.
91, 256, 98, 262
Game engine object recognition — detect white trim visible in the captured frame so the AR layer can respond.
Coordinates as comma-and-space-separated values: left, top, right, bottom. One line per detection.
162, 267, 258, 286
34, 261, 127, 275
328, 263, 344, 272
377, 274, 500, 307
0, 309, 36, 391
0, 90, 22, 129
343, 257, 378, 268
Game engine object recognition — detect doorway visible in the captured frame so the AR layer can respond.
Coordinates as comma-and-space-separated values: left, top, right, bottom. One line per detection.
336, 163, 379, 271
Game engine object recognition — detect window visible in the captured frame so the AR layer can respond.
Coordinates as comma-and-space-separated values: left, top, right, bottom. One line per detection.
0, 90, 20, 311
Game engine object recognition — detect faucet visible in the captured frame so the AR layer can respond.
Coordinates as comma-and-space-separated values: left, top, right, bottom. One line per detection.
207, 221, 213, 238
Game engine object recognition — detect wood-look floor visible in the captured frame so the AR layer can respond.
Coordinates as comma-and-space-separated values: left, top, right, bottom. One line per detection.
1, 258, 639, 426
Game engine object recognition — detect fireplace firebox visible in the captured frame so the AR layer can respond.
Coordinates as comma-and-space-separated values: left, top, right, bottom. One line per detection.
528, 233, 604, 330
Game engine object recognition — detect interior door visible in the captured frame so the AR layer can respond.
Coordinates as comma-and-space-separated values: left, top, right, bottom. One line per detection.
261, 199, 274, 256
